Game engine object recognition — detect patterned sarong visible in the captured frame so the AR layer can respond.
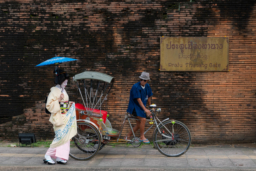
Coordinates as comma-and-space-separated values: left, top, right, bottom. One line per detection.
50, 103, 77, 148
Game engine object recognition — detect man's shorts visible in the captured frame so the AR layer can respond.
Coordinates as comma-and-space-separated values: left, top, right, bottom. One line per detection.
132, 109, 137, 117
132, 109, 150, 119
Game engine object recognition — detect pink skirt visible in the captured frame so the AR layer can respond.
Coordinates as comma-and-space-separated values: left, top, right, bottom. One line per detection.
45, 140, 70, 160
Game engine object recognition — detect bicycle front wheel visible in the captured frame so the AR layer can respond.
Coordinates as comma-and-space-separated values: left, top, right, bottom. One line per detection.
153, 120, 191, 157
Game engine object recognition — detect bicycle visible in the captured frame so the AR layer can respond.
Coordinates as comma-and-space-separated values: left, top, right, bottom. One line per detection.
117, 104, 191, 157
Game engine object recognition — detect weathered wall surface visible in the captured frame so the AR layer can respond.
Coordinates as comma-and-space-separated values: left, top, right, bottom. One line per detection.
0, 0, 256, 143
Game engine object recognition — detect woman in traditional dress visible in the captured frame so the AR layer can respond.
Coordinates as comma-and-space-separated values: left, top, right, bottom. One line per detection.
44, 69, 77, 165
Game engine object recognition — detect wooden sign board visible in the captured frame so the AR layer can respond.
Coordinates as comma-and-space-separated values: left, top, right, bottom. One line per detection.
160, 37, 229, 71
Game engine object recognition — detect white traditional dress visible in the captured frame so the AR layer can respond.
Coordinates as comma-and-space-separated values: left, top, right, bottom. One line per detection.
45, 85, 77, 160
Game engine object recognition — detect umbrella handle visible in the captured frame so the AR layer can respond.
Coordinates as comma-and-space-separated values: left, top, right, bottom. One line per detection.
54, 65, 59, 75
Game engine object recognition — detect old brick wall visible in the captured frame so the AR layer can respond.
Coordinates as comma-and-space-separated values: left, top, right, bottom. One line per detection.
0, 0, 256, 143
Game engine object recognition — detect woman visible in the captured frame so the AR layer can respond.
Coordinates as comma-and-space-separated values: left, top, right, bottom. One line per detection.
44, 69, 77, 165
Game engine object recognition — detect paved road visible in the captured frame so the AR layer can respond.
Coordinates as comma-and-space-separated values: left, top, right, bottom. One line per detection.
0, 144, 255, 170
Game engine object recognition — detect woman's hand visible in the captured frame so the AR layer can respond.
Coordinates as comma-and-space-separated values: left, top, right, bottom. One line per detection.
58, 93, 64, 102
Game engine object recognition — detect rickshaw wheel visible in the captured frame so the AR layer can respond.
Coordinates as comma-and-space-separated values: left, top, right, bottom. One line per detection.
99, 143, 105, 150
69, 122, 101, 160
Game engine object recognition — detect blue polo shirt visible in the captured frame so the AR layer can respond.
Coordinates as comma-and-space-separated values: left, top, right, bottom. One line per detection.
127, 82, 153, 118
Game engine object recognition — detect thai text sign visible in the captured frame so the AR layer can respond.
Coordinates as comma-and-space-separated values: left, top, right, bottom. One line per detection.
160, 37, 229, 71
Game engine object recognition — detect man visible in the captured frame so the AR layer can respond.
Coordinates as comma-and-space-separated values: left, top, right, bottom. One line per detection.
125, 71, 153, 143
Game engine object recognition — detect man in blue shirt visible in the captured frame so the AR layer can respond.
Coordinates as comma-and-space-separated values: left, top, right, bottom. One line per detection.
125, 72, 153, 143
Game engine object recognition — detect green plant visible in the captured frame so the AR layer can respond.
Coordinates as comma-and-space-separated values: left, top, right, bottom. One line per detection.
126, 143, 132, 147
31, 140, 52, 147
109, 143, 116, 147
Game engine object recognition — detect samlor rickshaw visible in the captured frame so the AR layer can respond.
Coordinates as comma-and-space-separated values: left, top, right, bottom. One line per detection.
69, 71, 191, 160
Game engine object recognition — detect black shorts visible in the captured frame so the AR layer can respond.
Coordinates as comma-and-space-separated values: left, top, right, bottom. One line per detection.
132, 109, 150, 119
132, 109, 137, 117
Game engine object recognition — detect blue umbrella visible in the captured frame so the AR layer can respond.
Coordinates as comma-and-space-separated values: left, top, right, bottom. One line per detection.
36, 57, 77, 67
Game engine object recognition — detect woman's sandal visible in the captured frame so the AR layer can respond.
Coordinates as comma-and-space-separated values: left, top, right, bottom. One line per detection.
139, 138, 150, 144
56, 160, 67, 164
43, 159, 55, 165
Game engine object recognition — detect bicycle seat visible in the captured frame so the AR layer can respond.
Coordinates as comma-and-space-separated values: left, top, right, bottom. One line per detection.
127, 113, 136, 118
149, 104, 157, 108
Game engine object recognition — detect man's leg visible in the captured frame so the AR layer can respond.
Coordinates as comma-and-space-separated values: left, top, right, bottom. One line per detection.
138, 116, 147, 140
127, 120, 140, 139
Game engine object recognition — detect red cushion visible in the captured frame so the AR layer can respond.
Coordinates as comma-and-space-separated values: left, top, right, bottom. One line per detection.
75, 103, 86, 110
75, 103, 108, 123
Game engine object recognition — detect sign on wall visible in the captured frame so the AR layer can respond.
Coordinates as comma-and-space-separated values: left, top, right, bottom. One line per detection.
160, 37, 229, 71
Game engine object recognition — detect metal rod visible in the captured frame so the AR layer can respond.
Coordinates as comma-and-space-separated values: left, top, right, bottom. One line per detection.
128, 118, 136, 138
91, 82, 113, 110
144, 124, 154, 135
93, 93, 103, 109
102, 83, 109, 94
77, 82, 86, 109
117, 114, 128, 142
89, 79, 93, 110
155, 116, 172, 135
106, 82, 113, 95
99, 94, 107, 109
155, 138, 173, 143
92, 81, 99, 109
84, 80, 88, 108
101, 82, 105, 94
99, 82, 112, 107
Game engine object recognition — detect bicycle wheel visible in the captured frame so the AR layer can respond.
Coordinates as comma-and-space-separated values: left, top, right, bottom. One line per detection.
99, 143, 105, 151
69, 122, 101, 160
153, 120, 191, 157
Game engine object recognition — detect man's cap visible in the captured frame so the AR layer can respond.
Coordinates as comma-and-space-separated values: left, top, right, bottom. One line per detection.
139, 71, 150, 80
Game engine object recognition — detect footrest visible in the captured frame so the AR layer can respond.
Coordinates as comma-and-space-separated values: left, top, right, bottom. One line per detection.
106, 128, 119, 137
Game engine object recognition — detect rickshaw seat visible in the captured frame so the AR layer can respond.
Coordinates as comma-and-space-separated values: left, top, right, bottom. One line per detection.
75, 103, 108, 123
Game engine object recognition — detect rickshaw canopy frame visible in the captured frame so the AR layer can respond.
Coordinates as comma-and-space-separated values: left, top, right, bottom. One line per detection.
73, 71, 114, 111
73, 71, 114, 83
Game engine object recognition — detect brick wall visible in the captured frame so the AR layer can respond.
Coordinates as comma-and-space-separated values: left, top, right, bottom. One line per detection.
0, 0, 256, 143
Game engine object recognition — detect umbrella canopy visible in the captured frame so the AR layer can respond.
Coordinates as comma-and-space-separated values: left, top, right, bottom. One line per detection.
36, 57, 77, 67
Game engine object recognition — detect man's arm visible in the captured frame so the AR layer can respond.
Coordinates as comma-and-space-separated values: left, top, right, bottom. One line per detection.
147, 96, 152, 106
137, 98, 147, 111
137, 98, 151, 117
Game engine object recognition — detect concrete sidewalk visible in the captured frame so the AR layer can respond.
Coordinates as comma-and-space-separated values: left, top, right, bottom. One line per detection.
0, 144, 255, 171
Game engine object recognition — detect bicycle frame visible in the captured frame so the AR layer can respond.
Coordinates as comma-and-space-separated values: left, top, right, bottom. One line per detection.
117, 110, 173, 142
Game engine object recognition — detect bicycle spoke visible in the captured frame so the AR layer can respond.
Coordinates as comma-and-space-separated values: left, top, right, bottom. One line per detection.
155, 138, 173, 142
177, 138, 189, 143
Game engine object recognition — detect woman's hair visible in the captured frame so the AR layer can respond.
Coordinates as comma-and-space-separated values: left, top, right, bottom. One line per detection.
54, 68, 70, 85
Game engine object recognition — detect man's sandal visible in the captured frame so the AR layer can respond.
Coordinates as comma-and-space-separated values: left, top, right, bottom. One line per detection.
139, 139, 150, 144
